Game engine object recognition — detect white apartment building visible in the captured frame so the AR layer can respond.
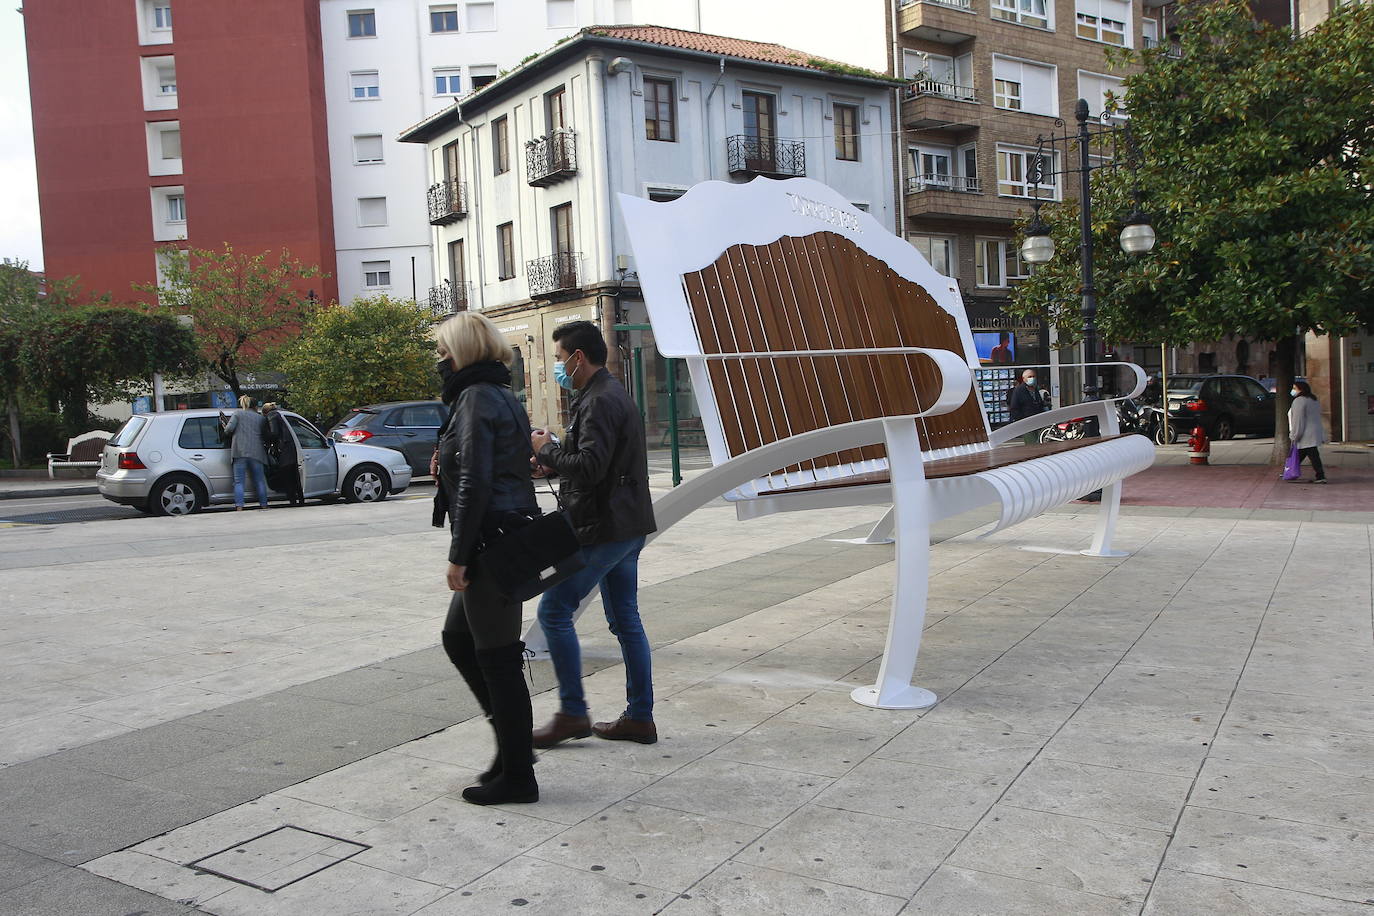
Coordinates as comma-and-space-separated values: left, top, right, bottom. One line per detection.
320, 0, 638, 306
400, 25, 898, 433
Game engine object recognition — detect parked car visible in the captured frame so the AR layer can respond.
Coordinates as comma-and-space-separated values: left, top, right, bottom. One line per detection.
327, 400, 449, 477
96, 409, 413, 516
1164, 374, 1275, 440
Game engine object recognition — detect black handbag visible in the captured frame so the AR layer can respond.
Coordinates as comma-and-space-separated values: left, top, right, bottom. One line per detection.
468, 395, 586, 601
471, 507, 585, 601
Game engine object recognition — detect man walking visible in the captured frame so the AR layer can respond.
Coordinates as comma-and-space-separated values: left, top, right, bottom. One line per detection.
529, 321, 658, 747
1008, 368, 1048, 445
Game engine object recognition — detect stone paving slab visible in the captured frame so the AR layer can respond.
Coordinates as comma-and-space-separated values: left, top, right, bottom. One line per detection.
41, 510, 1371, 915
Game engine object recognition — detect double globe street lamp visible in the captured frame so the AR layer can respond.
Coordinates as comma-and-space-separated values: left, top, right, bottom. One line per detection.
1018, 99, 1156, 399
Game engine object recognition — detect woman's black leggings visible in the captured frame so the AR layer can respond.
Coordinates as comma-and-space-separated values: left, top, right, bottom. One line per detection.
442, 573, 522, 651
1298, 447, 1326, 481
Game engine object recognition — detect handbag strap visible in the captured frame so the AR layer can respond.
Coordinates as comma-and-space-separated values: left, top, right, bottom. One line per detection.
495, 387, 566, 509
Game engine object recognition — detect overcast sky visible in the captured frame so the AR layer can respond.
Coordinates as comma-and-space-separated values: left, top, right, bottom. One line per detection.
0, 2, 887, 274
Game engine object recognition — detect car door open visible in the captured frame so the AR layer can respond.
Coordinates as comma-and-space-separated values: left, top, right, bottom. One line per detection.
286, 414, 338, 496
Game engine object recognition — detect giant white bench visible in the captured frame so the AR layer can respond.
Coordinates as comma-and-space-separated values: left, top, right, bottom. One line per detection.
525, 177, 1154, 710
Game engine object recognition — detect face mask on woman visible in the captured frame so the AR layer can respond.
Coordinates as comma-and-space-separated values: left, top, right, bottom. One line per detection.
436, 359, 455, 382
1291, 389, 1300, 398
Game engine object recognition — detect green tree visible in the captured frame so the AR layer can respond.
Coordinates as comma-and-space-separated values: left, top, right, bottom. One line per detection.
143, 245, 323, 400
26, 305, 201, 428
0, 260, 46, 466
1011, 0, 1374, 461
274, 295, 440, 426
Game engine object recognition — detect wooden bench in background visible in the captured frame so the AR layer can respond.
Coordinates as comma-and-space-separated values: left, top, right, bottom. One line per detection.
47, 430, 111, 479
523, 177, 1154, 710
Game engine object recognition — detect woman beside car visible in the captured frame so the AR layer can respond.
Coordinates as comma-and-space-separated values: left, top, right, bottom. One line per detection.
223, 396, 271, 511
432, 312, 540, 806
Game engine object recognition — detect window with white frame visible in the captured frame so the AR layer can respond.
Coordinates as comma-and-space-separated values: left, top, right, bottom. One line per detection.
350, 71, 380, 100
157, 62, 177, 96
1142, 17, 1159, 47
430, 4, 459, 31
465, 1, 495, 30
348, 9, 376, 37
150, 3, 172, 31
166, 193, 186, 223
159, 127, 181, 160
547, 0, 575, 27
1076, 0, 1130, 45
909, 236, 954, 276
147, 121, 182, 175
469, 65, 498, 89
976, 239, 1029, 287
991, 57, 1056, 116
357, 197, 387, 226
434, 68, 462, 95
909, 146, 952, 188
363, 260, 391, 287
996, 146, 1059, 199
353, 134, 383, 163
151, 186, 186, 240
992, 0, 1051, 29
1078, 71, 1127, 120
907, 52, 975, 100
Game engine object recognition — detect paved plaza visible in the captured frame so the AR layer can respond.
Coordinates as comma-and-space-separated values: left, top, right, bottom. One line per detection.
1, 441, 1373, 914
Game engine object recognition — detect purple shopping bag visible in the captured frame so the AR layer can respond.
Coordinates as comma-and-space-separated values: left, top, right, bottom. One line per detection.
1282, 445, 1301, 480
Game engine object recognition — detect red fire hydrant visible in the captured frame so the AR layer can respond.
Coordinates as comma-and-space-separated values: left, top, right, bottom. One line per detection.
1188, 426, 1210, 465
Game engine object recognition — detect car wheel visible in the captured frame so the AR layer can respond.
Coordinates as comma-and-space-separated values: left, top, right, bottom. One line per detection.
1213, 416, 1235, 440
342, 465, 389, 503
148, 474, 206, 516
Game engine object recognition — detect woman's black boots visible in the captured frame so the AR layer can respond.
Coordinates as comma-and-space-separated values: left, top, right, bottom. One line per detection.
461, 641, 538, 805
442, 629, 505, 785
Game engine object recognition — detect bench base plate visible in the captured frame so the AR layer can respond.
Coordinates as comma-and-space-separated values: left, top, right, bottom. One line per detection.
850, 684, 937, 710
827, 536, 894, 546
1080, 547, 1130, 558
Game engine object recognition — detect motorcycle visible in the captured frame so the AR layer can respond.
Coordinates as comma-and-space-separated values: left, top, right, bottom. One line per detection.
1038, 398, 1176, 444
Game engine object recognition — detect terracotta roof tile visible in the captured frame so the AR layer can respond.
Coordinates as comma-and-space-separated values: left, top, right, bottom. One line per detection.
585, 25, 887, 79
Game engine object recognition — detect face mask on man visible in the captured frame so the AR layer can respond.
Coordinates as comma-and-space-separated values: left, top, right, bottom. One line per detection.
553, 355, 578, 391
1025, 376, 1036, 386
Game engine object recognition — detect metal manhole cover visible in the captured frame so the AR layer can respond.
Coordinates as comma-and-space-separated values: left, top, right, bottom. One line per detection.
186, 825, 370, 893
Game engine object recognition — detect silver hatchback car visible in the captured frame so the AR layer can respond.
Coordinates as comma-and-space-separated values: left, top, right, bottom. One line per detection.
96, 408, 413, 515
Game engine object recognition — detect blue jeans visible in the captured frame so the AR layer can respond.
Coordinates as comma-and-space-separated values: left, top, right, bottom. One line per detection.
537, 536, 652, 721
232, 457, 269, 508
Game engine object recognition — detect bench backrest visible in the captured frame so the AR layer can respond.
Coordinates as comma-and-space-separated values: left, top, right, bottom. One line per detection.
67, 431, 111, 461
620, 178, 991, 488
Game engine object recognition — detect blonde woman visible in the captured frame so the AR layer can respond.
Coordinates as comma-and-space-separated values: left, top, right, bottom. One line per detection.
224, 395, 270, 510
432, 312, 540, 805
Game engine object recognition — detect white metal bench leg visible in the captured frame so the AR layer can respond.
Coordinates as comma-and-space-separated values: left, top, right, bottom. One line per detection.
1080, 479, 1128, 558
851, 419, 937, 710
830, 506, 896, 545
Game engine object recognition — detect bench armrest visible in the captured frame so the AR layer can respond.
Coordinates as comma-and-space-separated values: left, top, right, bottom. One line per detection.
987, 361, 1146, 447
701, 347, 973, 420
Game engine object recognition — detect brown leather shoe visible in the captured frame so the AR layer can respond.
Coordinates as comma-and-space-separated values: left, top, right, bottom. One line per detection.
531, 712, 592, 749
592, 715, 658, 745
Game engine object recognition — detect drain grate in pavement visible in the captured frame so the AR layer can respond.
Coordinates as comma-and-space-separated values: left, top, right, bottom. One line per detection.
186, 825, 370, 893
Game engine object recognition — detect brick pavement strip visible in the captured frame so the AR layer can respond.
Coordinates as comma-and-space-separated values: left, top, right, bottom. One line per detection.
2, 470, 1373, 913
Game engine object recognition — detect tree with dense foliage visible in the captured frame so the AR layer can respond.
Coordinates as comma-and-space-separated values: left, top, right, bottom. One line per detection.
273, 295, 440, 426
1, 260, 201, 463
143, 245, 323, 401
1010, 0, 1374, 461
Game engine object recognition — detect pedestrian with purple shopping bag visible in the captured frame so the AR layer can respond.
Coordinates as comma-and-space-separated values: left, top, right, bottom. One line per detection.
1283, 381, 1328, 483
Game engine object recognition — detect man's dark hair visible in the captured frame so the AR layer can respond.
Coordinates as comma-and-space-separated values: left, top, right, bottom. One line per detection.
552, 320, 607, 366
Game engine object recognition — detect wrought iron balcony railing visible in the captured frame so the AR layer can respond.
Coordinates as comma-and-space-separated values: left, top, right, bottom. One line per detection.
427, 179, 467, 225
526, 128, 578, 187
903, 79, 978, 103
427, 280, 472, 318
906, 174, 981, 194
526, 252, 580, 298
726, 135, 806, 178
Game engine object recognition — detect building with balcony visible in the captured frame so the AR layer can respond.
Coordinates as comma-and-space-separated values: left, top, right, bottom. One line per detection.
401, 25, 898, 433
888, 0, 1165, 381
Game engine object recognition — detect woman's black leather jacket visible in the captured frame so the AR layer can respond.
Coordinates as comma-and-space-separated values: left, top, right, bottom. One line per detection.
437, 383, 538, 566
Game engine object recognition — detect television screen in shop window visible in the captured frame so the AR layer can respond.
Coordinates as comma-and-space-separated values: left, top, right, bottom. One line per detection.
974, 331, 1014, 365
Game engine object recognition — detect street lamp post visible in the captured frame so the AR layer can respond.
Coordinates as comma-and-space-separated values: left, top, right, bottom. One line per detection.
1019, 99, 1156, 400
